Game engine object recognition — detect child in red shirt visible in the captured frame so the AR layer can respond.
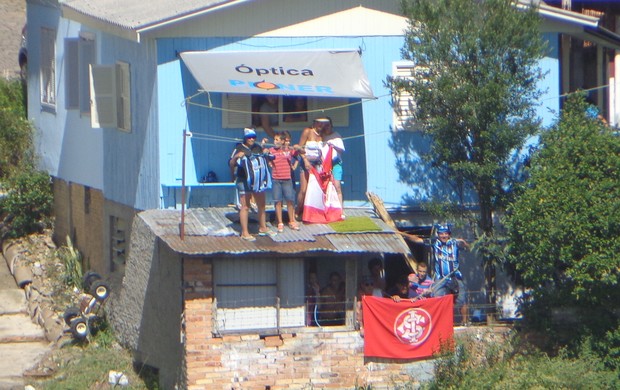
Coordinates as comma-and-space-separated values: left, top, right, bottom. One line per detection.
269, 132, 300, 232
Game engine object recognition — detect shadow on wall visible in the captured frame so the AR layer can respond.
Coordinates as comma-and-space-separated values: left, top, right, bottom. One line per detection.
388, 129, 455, 204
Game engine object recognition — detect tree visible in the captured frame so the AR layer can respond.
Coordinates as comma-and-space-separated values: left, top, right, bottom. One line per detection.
0, 78, 33, 179
505, 93, 620, 311
0, 78, 53, 238
390, 0, 546, 307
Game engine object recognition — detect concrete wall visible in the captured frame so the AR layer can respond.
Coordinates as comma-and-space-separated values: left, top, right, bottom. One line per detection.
109, 215, 184, 389
183, 257, 434, 390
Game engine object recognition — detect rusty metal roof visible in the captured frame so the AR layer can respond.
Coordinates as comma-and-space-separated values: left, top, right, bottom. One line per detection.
139, 207, 412, 257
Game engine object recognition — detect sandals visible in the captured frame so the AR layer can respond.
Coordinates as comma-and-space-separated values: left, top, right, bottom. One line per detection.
288, 222, 300, 231
277, 223, 284, 233
258, 229, 277, 237
241, 235, 256, 242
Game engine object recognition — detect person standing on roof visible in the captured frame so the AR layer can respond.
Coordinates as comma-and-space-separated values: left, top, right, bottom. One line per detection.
229, 127, 276, 241
293, 119, 324, 218
269, 131, 300, 232
319, 117, 345, 217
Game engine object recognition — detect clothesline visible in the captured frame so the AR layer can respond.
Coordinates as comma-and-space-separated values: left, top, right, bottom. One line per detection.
183, 89, 380, 115
181, 81, 615, 148
188, 129, 389, 147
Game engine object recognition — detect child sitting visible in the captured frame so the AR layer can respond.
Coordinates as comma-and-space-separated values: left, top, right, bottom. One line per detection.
408, 262, 434, 300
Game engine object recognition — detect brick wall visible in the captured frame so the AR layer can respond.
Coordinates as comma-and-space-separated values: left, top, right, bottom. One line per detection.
51, 177, 70, 245
51, 178, 105, 274
182, 258, 434, 390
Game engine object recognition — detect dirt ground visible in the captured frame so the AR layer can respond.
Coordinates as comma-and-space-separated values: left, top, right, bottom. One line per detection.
0, 0, 26, 80
2, 227, 98, 378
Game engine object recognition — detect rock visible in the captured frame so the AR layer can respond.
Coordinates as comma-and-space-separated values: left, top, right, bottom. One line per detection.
108, 371, 129, 386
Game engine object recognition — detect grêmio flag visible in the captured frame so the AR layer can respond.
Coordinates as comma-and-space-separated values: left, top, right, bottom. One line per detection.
362, 295, 454, 359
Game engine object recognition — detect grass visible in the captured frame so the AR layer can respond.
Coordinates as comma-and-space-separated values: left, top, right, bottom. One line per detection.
31, 323, 158, 390
10, 232, 157, 389
58, 235, 83, 291
329, 216, 382, 232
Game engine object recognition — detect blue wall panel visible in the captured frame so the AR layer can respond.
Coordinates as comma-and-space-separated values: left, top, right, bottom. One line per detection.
158, 36, 392, 207
99, 36, 160, 210
157, 32, 564, 209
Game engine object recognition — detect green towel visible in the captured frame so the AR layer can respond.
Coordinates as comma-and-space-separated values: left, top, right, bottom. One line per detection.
329, 216, 382, 232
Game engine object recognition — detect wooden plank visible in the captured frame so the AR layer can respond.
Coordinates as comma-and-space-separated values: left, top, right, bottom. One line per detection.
365, 191, 417, 271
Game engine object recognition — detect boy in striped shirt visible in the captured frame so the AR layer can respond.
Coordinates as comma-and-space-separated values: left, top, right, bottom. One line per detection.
269, 132, 300, 232
408, 262, 434, 299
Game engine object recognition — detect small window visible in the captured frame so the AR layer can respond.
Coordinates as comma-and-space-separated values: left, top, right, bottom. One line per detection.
392, 61, 417, 131
282, 96, 308, 123
89, 61, 131, 131
212, 258, 351, 334
116, 62, 131, 131
40, 27, 56, 107
65, 33, 95, 112
251, 95, 280, 128
84, 186, 91, 214
223, 94, 349, 129
110, 216, 127, 271
214, 258, 305, 332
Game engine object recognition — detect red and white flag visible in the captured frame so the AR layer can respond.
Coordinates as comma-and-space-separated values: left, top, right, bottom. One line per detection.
362, 295, 454, 359
302, 146, 343, 223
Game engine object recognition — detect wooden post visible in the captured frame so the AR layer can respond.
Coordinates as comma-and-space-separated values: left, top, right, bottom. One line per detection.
365, 191, 418, 271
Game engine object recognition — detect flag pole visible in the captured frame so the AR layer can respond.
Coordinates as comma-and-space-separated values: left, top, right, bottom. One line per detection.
180, 129, 188, 240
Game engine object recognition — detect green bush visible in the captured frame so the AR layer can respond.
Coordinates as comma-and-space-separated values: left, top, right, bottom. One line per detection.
504, 93, 620, 365
1, 168, 53, 238
0, 78, 32, 179
423, 333, 620, 389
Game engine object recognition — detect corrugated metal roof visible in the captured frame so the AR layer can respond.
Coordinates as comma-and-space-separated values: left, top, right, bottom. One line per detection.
61, 0, 242, 31
139, 207, 412, 257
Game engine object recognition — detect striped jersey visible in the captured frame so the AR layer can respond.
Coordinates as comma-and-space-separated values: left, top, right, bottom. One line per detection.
433, 238, 463, 280
409, 274, 434, 297
230, 143, 272, 193
269, 147, 294, 180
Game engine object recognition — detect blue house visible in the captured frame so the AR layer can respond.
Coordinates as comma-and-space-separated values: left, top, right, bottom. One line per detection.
24, 0, 620, 271
23, 1, 620, 387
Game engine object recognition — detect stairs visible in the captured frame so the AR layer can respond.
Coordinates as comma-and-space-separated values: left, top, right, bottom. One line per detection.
0, 270, 49, 389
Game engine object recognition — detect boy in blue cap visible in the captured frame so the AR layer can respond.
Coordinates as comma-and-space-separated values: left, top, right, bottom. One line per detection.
402, 224, 470, 325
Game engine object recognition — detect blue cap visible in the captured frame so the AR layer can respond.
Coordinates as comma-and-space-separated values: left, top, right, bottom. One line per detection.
243, 127, 257, 139
436, 224, 451, 233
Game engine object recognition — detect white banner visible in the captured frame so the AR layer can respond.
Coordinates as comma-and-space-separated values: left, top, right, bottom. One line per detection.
180, 49, 375, 99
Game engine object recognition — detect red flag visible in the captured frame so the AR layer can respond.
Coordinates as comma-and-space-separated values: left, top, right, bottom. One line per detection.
362, 295, 454, 359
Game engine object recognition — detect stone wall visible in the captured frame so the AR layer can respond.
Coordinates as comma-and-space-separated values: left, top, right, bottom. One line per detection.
109, 215, 183, 390
183, 257, 434, 390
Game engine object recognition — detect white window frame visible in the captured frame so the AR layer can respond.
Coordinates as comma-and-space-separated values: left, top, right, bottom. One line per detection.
40, 27, 56, 108
116, 62, 131, 131
222, 94, 349, 129
392, 61, 417, 131
65, 32, 96, 113
89, 61, 131, 132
